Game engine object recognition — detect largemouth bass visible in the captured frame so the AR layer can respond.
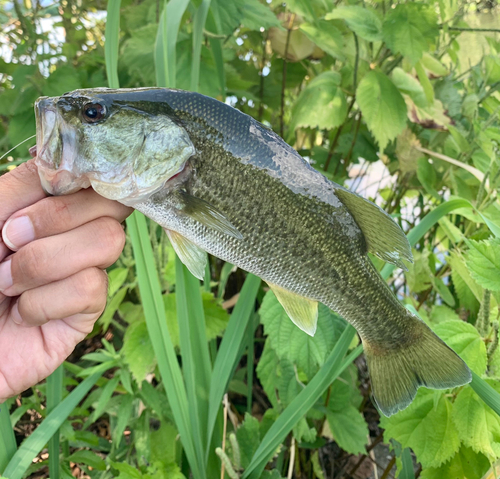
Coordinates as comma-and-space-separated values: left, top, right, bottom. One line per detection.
33, 88, 471, 416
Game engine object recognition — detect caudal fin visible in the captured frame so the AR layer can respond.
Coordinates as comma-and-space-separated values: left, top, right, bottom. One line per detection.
363, 319, 472, 417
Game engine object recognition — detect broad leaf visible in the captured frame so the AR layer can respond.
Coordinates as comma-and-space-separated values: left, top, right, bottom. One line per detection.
356, 71, 407, 150
419, 447, 490, 479
326, 6, 382, 42
122, 320, 157, 383
381, 389, 460, 468
433, 320, 487, 375
241, 0, 281, 30
466, 238, 500, 291
452, 385, 500, 457
259, 290, 346, 378
382, 3, 439, 64
291, 71, 347, 131
299, 21, 344, 60
326, 405, 368, 455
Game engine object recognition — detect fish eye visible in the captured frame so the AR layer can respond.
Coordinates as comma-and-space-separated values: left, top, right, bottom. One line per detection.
82, 102, 106, 123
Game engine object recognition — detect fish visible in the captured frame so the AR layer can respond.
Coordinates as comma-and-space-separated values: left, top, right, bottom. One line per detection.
33, 87, 471, 416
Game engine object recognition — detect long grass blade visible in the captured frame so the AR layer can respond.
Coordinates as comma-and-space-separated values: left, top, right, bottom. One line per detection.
155, 0, 191, 88
206, 274, 261, 454
470, 371, 500, 416
243, 329, 362, 478
127, 212, 203, 479
381, 198, 478, 280
176, 257, 211, 473
191, 0, 211, 92
399, 447, 416, 479
104, 0, 121, 89
104, 6, 202, 474
206, 6, 225, 98
0, 402, 16, 474
2, 370, 103, 479
46, 365, 64, 479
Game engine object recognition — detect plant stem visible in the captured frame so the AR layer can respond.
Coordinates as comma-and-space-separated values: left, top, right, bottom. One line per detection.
280, 14, 295, 138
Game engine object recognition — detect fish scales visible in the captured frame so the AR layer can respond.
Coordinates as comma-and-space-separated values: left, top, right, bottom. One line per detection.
137, 91, 404, 342
33, 87, 472, 416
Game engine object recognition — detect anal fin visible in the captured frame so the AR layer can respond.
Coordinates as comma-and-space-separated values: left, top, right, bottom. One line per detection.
165, 229, 207, 281
267, 283, 318, 336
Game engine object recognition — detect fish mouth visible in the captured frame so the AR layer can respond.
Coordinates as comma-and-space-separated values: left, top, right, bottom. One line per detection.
34, 97, 90, 196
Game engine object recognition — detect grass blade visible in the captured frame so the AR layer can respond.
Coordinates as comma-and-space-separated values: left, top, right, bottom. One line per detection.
206, 274, 261, 454
206, 6, 225, 98
0, 402, 16, 474
191, 0, 211, 92
399, 447, 415, 479
104, 0, 121, 89
126, 212, 203, 479
46, 365, 64, 479
155, 0, 190, 88
243, 328, 362, 478
176, 257, 211, 472
381, 198, 476, 280
2, 370, 103, 479
470, 371, 500, 416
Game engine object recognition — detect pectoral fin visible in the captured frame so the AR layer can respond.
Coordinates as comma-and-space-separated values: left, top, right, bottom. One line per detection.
176, 191, 243, 239
267, 283, 318, 336
165, 229, 207, 280
335, 187, 412, 270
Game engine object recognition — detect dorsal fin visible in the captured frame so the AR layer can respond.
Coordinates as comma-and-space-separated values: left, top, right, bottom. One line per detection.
165, 229, 207, 280
267, 283, 318, 336
335, 188, 412, 270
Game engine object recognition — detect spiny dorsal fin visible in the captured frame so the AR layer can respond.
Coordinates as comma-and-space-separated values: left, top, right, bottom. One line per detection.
176, 191, 243, 240
334, 188, 412, 270
267, 283, 318, 336
165, 229, 207, 280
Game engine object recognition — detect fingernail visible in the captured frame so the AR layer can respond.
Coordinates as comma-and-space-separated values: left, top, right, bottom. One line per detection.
3, 216, 35, 250
11, 301, 22, 325
0, 259, 13, 292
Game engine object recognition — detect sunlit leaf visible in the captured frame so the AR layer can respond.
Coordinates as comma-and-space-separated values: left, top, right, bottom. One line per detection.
356, 71, 407, 150
326, 6, 382, 42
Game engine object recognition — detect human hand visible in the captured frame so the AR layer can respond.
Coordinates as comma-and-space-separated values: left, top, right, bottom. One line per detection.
0, 160, 132, 402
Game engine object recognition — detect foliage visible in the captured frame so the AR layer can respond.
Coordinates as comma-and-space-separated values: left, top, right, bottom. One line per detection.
1, 0, 500, 478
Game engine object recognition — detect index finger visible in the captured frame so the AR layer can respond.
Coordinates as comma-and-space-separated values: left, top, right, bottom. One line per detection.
0, 160, 46, 229
0, 160, 46, 260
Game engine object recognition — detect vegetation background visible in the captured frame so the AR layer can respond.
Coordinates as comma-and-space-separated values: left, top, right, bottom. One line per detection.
1, 0, 500, 478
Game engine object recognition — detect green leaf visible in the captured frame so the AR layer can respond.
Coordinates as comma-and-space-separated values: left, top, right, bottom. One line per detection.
240, 0, 281, 31
325, 6, 382, 42
466, 238, 500, 291
293, 417, 316, 443
392, 67, 427, 108
108, 268, 129, 297
433, 320, 487, 375
381, 389, 460, 468
429, 305, 460, 325
326, 405, 368, 455
66, 450, 106, 471
42, 65, 82, 97
291, 72, 347, 131
122, 320, 157, 383
419, 446, 490, 479
259, 290, 346, 377
122, 24, 157, 85
237, 413, 261, 469
299, 21, 344, 60
382, 3, 439, 64
451, 385, 500, 457
150, 421, 180, 467
356, 71, 407, 151
420, 53, 449, 77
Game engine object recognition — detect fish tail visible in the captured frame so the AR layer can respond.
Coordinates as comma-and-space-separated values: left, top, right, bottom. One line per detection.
363, 315, 471, 417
